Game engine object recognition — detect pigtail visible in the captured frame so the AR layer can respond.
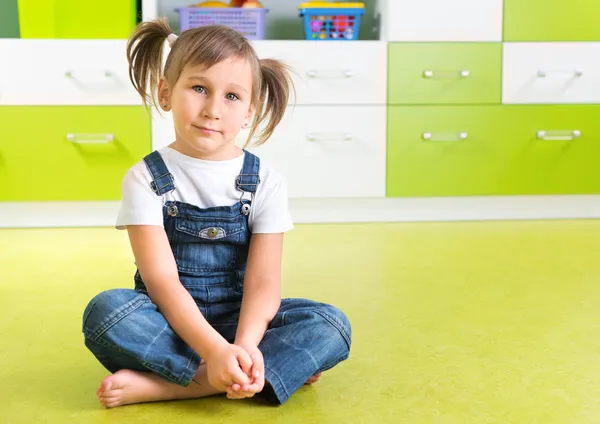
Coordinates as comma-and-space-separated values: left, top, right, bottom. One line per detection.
126, 17, 173, 110
247, 59, 295, 146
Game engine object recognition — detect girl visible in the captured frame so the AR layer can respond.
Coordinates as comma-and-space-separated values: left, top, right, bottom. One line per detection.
81, 18, 352, 408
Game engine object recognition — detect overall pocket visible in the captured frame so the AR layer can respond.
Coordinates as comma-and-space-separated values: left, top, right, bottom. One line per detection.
172, 216, 247, 274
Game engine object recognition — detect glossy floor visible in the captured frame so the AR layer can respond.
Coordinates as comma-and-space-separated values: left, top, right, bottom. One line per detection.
1, 220, 599, 423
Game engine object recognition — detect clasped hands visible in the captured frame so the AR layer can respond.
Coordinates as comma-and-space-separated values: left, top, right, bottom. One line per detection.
204, 341, 266, 400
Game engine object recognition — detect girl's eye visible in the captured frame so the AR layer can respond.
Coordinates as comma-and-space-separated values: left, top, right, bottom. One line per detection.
226, 93, 239, 101
192, 85, 205, 93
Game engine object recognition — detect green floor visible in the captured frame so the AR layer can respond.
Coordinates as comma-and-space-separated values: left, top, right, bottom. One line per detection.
2, 220, 600, 423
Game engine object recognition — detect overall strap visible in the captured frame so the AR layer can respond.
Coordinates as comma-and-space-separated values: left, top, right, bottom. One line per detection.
142, 151, 175, 196
236, 150, 261, 194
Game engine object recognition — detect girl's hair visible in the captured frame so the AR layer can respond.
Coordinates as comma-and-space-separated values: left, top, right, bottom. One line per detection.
126, 18, 293, 147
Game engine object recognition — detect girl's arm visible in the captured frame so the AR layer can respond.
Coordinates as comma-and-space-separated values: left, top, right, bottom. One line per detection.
127, 225, 231, 360
234, 233, 283, 346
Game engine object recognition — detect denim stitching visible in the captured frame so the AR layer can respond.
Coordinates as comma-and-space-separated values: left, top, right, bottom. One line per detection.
313, 310, 351, 350
85, 335, 189, 385
84, 295, 150, 341
264, 364, 289, 404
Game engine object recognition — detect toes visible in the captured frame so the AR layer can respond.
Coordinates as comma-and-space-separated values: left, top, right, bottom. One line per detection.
304, 373, 323, 385
100, 378, 113, 393
99, 395, 121, 408
104, 399, 122, 409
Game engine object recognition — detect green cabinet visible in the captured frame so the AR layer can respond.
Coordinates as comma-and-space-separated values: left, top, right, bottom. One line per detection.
17, 0, 137, 39
388, 43, 502, 105
0, 0, 20, 38
0, 106, 150, 201
387, 105, 600, 197
503, 0, 600, 41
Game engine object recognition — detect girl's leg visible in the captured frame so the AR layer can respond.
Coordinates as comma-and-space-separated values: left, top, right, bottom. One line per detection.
258, 298, 352, 405
82, 288, 220, 407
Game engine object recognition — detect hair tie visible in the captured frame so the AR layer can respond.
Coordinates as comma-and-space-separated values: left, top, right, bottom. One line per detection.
167, 33, 178, 48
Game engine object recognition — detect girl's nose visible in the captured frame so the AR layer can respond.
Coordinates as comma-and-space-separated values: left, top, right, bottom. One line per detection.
202, 97, 221, 119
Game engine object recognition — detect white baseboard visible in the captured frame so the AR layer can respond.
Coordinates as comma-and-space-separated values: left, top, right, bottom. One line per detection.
1, 195, 599, 228
289, 195, 600, 223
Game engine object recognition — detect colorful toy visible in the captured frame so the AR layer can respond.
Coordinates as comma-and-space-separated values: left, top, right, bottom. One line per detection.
298, 2, 364, 41
194, 1, 229, 7
229, 0, 263, 7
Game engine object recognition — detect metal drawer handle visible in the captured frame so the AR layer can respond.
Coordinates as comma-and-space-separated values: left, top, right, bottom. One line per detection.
65, 70, 114, 79
423, 70, 470, 79
66, 133, 114, 144
306, 133, 354, 142
537, 69, 583, 78
536, 130, 581, 141
422, 132, 468, 141
306, 69, 354, 79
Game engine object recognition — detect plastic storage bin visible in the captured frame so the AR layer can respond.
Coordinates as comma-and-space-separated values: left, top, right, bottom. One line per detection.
299, 2, 364, 40
175, 7, 268, 39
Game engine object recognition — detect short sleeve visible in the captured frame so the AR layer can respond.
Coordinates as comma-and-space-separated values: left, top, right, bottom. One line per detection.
249, 175, 294, 234
115, 166, 164, 230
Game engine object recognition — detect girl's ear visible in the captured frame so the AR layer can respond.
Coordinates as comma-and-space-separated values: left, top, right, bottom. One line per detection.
244, 105, 255, 127
157, 76, 172, 111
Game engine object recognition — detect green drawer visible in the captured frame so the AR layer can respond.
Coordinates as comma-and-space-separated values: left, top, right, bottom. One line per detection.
0, 106, 150, 201
17, 0, 137, 39
504, 0, 600, 41
0, 0, 20, 38
387, 105, 600, 197
388, 43, 502, 105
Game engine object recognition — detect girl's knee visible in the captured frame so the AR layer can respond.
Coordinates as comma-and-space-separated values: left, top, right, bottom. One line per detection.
82, 289, 147, 338
314, 304, 352, 351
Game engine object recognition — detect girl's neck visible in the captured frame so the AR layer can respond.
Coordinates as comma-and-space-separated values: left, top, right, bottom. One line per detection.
168, 141, 243, 162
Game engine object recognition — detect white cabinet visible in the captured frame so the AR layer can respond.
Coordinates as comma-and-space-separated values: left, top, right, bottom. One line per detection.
502, 42, 600, 104
377, 0, 503, 42
247, 106, 386, 198
0, 40, 142, 105
252, 41, 387, 105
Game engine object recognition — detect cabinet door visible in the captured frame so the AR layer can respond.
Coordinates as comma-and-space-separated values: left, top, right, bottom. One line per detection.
504, 0, 600, 41
388, 43, 502, 105
502, 43, 600, 104
18, 0, 137, 39
387, 105, 600, 197
385, 0, 503, 41
252, 41, 387, 105
0, 0, 20, 38
0, 106, 151, 201
0, 40, 142, 106
247, 106, 386, 198
499, 105, 600, 195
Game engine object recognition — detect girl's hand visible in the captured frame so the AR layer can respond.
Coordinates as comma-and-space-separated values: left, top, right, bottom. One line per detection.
204, 342, 253, 392
226, 342, 265, 400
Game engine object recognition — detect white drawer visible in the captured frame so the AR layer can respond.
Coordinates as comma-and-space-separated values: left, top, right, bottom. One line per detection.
502, 43, 600, 104
247, 106, 386, 199
0, 40, 142, 105
251, 41, 387, 105
380, 0, 503, 42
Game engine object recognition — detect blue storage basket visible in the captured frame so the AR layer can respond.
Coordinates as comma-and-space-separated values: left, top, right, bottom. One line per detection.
299, 5, 364, 40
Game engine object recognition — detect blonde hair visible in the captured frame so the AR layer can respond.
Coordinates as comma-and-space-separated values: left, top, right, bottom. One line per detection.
126, 18, 293, 147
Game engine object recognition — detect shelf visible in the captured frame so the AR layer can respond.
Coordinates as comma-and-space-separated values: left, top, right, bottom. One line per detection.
142, 0, 380, 41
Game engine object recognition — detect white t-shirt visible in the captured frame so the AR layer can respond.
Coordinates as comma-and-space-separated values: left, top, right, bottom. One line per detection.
115, 147, 294, 234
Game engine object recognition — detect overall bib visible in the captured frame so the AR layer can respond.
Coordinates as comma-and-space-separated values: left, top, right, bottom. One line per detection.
82, 150, 352, 405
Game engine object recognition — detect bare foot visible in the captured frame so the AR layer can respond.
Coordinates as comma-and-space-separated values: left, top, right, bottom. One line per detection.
96, 365, 220, 408
304, 372, 323, 385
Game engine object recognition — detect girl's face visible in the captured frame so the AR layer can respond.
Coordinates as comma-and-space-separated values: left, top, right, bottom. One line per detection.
160, 57, 254, 160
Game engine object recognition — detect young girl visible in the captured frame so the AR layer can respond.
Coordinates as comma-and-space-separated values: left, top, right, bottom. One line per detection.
81, 18, 351, 408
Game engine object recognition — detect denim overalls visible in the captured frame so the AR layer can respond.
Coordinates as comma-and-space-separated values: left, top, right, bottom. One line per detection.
82, 149, 352, 405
